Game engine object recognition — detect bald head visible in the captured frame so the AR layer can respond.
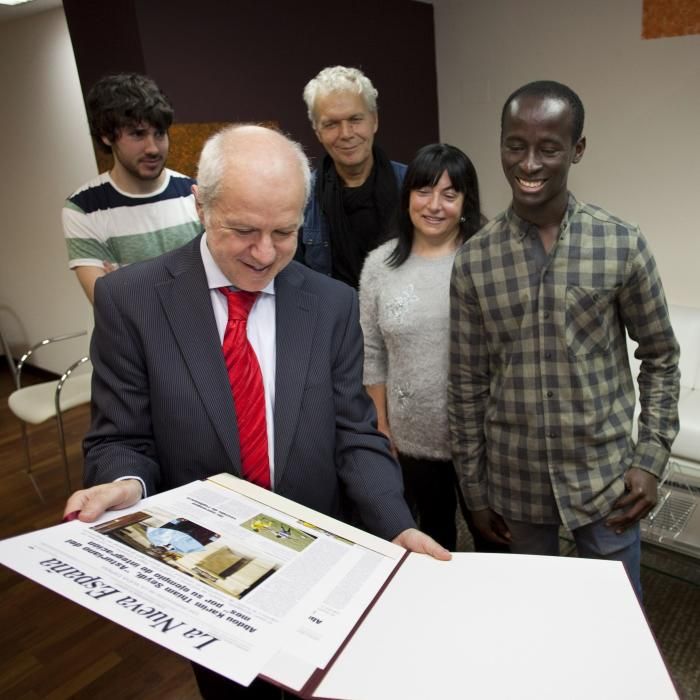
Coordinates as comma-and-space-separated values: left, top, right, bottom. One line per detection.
195, 124, 311, 215
193, 125, 311, 291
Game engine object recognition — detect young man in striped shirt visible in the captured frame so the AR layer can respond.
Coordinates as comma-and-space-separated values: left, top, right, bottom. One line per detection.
63, 73, 202, 303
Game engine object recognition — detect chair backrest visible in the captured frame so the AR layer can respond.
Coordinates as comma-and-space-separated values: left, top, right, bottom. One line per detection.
668, 304, 700, 390
0, 324, 19, 389
56, 356, 92, 414
14, 331, 87, 387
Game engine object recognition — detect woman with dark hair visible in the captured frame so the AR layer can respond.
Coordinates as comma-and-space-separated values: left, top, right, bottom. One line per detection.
359, 143, 491, 551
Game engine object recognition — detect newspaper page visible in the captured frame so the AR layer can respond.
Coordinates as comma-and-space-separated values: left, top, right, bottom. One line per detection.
0, 475, 405, 690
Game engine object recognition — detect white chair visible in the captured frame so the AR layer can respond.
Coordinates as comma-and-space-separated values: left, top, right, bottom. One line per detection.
7, 331, 91, 501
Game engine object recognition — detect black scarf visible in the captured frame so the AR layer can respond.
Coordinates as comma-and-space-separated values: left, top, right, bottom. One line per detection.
317, 145, 400, 288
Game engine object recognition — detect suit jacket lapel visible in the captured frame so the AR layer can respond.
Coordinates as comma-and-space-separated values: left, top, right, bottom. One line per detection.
155, 237, 242, 476
274, 264, 317, 486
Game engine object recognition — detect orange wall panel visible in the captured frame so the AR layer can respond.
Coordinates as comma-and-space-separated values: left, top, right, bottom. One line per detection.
643, 0, 700, 39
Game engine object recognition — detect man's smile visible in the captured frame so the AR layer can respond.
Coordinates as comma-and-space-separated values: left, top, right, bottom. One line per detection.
241, 260, 273, 273
516, 177, 546, 192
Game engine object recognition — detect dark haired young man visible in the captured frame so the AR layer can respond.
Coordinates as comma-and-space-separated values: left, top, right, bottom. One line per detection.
449, 80, 680, 598
63, 73, 202, 302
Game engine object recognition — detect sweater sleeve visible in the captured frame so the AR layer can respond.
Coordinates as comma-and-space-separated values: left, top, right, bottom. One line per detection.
358, 250, 388, 386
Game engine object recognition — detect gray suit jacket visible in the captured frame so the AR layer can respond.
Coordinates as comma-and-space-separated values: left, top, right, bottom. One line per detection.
85, 235, 414, 540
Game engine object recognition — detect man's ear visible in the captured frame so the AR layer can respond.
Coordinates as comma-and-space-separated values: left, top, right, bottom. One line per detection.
192, 185, 206, 226
572, 136, 586, 164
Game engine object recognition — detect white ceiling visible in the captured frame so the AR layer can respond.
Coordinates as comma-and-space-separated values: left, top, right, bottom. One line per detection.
0, 0, 61, 24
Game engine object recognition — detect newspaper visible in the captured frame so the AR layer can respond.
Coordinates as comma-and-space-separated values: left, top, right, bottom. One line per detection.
0, 475, 679, 699
0, 474, 404, 692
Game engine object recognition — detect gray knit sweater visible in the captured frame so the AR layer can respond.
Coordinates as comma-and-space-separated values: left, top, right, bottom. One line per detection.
359, 240, 456, 460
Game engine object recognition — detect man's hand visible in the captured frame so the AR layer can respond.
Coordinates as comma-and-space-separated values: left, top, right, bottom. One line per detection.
471, 508, 512, 545
392, 528, 452, 560
62, 480, 143, 523
606, 467, 658, 533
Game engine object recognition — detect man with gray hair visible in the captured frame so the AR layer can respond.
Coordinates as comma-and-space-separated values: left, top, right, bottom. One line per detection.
296, 65, 405, 288
64, 124, 448, 699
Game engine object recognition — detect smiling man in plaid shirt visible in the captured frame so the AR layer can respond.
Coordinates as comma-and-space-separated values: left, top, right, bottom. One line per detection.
448, 81, 680, 597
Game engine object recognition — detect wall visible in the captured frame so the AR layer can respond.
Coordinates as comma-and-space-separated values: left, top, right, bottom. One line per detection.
432, 0, 700, 306
4, 0, 697, 379
0, 7, 94, 373
0, 0, 437, 375
62, 0, 439, 167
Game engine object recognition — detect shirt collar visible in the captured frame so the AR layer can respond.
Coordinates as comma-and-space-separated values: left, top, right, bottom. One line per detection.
200, 232, 275, 296
505, 192, 580, 241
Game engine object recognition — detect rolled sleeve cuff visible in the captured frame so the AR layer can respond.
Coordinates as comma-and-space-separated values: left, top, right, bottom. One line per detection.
463, 481, 490, 511
632, 442, 670, 479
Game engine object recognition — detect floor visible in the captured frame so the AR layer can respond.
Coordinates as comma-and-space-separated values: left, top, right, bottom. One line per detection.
0, 366, 201, 699
0, 364, 698, 698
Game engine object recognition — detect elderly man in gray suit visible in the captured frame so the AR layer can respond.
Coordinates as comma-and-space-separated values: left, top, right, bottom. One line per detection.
64, 125, 448, 699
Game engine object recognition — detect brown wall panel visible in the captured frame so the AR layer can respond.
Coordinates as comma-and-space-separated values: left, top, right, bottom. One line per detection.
63, 0, 439, 169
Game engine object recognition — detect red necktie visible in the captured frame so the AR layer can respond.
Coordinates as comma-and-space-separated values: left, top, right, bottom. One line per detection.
219, 288, 271, 489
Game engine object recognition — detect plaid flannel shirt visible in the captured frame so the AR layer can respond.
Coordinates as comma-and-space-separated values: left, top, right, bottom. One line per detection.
448, 195, 680, 529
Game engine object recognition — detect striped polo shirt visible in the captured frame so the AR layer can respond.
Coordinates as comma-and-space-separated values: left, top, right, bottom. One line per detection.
63, 168, 203, 268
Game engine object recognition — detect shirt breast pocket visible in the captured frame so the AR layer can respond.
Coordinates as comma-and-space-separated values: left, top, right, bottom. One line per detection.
565, 286, 617, 356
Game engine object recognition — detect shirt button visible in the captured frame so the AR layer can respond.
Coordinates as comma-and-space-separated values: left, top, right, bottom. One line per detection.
548, 431, 557, 438
546, 390, 553, 398
544, 351, 552, 359
543, 311, 550, 319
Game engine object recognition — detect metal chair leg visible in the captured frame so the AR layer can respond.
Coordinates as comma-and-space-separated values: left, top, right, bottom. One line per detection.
54, 356, 89, 497
56, 411, 73, 495
18, 421, 45, 503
